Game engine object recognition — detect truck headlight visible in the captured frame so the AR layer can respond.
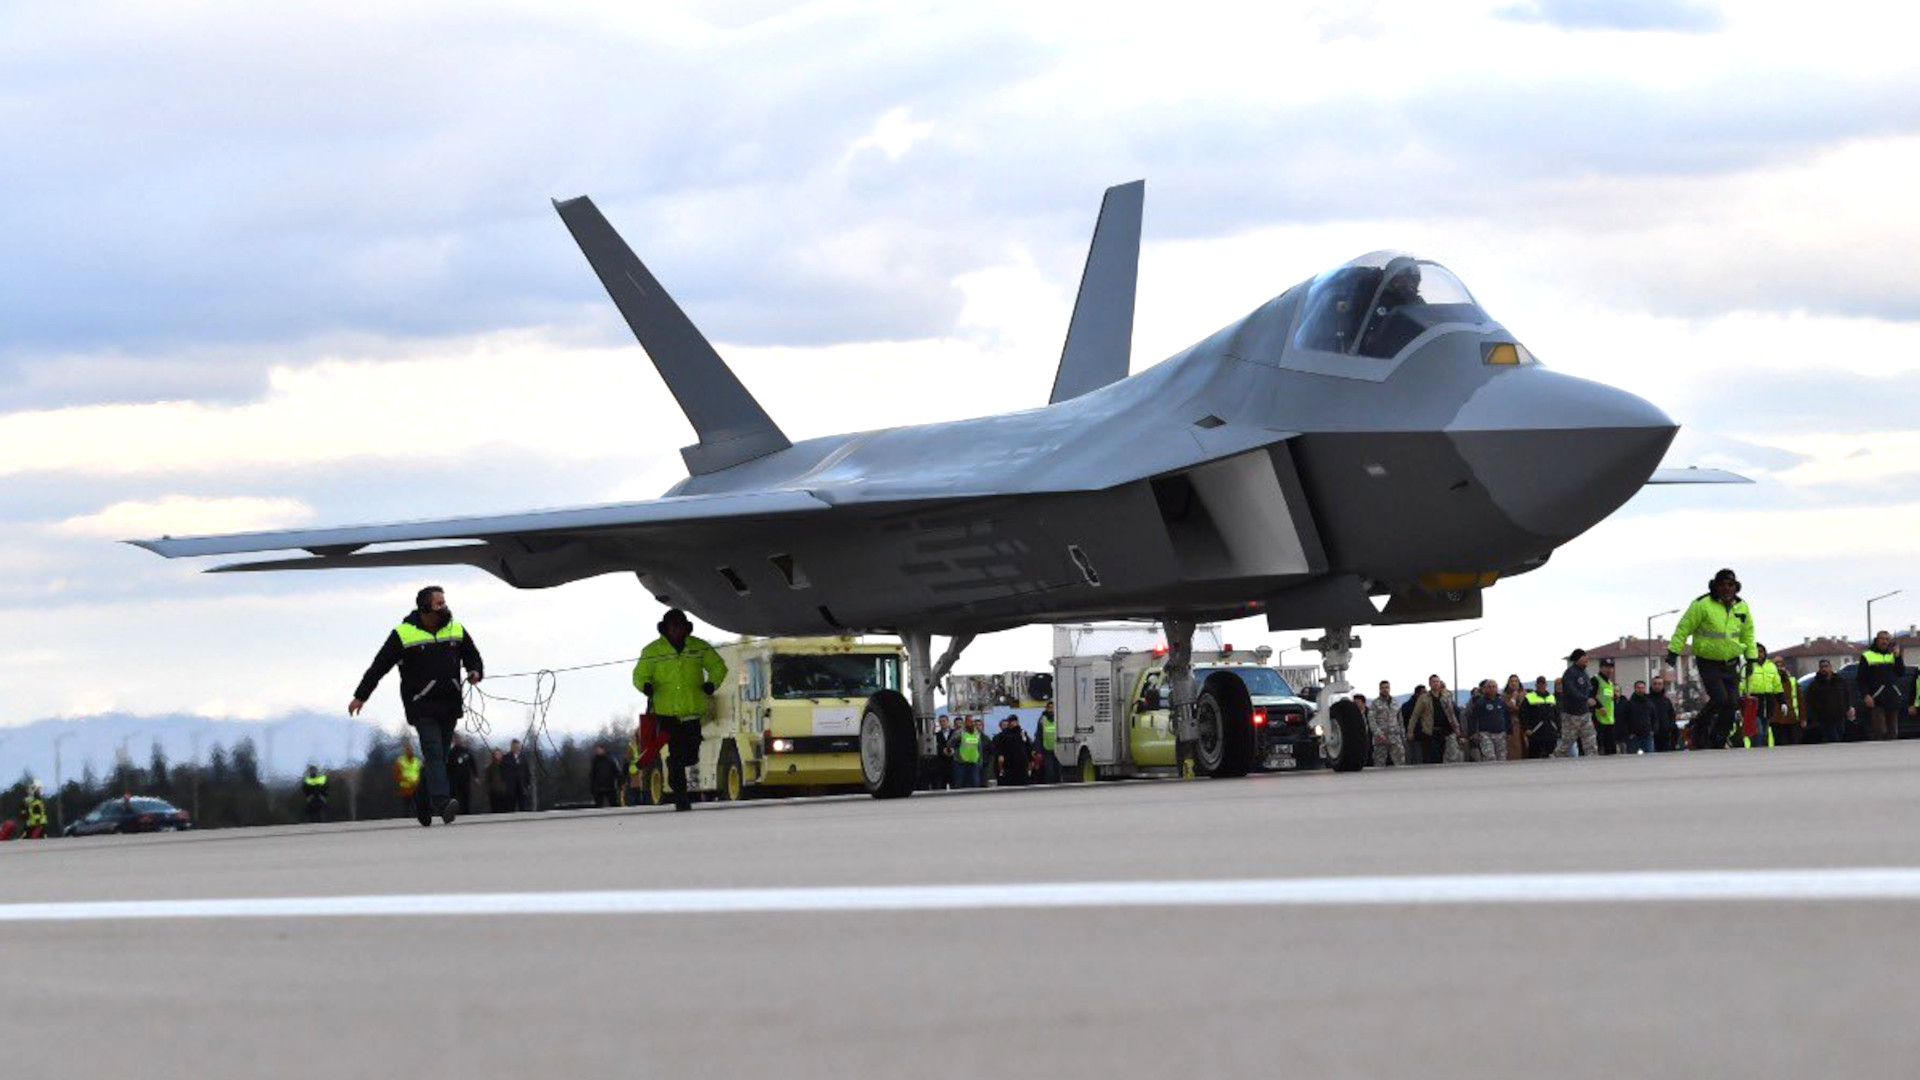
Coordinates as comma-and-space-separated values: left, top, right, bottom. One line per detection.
770, 738, 795, 753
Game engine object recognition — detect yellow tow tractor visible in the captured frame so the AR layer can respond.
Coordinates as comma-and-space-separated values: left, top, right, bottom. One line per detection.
636, 635, 906, 803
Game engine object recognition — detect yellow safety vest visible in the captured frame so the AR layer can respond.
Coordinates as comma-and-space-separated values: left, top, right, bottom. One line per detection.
1040, 716, 1057, 751
394, 619, 466, 648
1525, 692, 1557, 707
23, 796, 47, 827
1742, 661, 1784, 695
396, 756, 422, 793
958, 731, 982, 764
1671, 595, 1756, 663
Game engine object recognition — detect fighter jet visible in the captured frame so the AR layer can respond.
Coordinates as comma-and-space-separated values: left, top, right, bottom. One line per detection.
135, 182, 1740, 795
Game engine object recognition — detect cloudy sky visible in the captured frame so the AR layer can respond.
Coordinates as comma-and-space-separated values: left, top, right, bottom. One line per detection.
4, 0, 1919, 762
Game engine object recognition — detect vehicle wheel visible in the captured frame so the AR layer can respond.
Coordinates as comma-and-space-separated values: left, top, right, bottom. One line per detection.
859, 690, 918, 799
643, 765, 666, 806
1322, 697, 1369, 773
1194, 672, 1257, 778
715, 745, 745, 802
1077, 750, 1098, 783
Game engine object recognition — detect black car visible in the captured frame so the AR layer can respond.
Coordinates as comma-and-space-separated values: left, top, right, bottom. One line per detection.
1195, 665, 1321, 771
1794, 663, 1920, 742
63, 797, 193, 837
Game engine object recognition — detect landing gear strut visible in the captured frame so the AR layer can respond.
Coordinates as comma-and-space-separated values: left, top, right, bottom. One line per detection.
1305, 625, 1369, 772
1165, 618, 1199, 776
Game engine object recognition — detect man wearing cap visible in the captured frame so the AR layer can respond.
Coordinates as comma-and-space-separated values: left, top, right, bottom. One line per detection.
1667, 569, 1755, 750
1592, 659, 1620, 754
1555, 649, 1599, 757
634, 608, 727, 812
350, 586, 483, 826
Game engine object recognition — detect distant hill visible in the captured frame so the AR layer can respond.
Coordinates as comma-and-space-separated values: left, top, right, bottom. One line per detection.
0, 712, 393, 786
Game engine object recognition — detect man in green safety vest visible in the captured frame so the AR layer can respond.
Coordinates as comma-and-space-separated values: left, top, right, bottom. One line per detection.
21, 781, 48, 840
1858, 630, 1908, 741
954, 717, 985, 789
1740, 644, 1786, 748
1666, 568, 1755, 750
352, 586, 484, 826
634, 608, 727, 812
301, 765, 330, 823
1594, 659, 1619, 755
1037, 706, 1060, 784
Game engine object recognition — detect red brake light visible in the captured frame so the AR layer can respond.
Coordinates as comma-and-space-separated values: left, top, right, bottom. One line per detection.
1253, 708, 1267, 726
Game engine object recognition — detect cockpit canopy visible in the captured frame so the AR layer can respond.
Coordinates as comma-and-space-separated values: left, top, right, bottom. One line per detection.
1291, 252, 1489, 359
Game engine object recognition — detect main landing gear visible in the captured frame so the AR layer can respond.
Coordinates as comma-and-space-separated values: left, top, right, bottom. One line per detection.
860, 630, 974, 799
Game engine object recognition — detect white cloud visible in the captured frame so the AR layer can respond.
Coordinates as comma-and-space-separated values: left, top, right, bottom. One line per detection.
57, 495, 315, 539
844, 106, 935, 163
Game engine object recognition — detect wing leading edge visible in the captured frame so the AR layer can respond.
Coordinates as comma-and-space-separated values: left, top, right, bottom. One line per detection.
131, 489, 830, 586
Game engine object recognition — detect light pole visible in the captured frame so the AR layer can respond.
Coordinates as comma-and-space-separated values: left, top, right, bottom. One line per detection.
1646, 608, 1680, 687
1867, 589, 1902, 647
1452, 627, 1482, 702
52, 732, 74, 835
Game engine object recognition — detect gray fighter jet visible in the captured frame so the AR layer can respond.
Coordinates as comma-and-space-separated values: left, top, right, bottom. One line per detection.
135, 183, 1740, 795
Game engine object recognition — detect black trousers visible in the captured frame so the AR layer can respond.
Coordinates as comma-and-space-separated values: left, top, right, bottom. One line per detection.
1694, 659, 1742, 749
1596, 722, 1619, 755
592, 789, 618, 808
658, 716, 704, 806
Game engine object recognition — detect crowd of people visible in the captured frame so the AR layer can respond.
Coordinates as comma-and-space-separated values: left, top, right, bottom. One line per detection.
925, 711, 1061, 789
1355, 569, 1911, 765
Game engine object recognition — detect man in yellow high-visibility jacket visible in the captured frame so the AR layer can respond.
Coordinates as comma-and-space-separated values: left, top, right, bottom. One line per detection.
1740, 644, 1786, 748
633, 608, 727, 812
1667, 568, 1756, 750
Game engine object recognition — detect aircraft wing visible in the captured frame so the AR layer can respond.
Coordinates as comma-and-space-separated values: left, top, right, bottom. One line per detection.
130, 489, 831, 587
1644, 467, 1752, 485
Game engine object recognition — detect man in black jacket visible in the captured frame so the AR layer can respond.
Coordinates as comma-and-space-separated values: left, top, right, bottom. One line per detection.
1805, 660, 1854, 744
1618, 681, 1656, 754
1555, 649, 1599, 757
589, 745, 620, 807
992, 717, 1032, 787
350, 586, 483, 825
1648, 677, 1680, 752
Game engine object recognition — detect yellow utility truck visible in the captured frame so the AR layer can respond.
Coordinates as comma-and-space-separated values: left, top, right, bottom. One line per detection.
635, 635, 905, 803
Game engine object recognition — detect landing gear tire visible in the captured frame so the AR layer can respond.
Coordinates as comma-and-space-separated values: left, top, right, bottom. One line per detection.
715, 746, 745, 802
642, 764, 666, 806
860, 690, 918, 799
1194, 672, 1257, 778
1323, 697, 1369, 773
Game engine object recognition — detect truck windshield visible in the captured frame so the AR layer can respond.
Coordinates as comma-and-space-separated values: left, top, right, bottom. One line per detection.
771, 654, 901, 699
1197, 666, 1295, 698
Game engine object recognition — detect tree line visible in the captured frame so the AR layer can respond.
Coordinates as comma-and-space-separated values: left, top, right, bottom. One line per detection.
2, 717, 638, 834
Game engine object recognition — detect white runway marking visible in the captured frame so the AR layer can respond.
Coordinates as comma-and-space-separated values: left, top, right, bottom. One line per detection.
5, 868, 1920, 922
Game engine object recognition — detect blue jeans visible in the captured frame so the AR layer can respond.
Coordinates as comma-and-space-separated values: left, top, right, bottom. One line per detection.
1625, 733, 1655, 754
412, 718, 454, 806
955, 762, 981, 789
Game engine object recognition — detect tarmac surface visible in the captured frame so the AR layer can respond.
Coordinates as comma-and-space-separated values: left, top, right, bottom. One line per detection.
5, 742, 1919, 1078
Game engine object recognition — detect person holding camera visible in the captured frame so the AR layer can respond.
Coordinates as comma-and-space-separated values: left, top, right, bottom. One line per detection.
633, 608, 727, 812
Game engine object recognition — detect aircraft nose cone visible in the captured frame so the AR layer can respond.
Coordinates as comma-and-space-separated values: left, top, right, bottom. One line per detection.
1450, 369, 1678, 540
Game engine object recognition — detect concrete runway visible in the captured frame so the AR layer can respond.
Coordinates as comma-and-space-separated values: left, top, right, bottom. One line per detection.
5, 743, 1918, 1078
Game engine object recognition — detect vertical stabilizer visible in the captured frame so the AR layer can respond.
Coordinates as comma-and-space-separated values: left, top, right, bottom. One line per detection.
553, 195, 791, 475
1049, 180, 1144, 404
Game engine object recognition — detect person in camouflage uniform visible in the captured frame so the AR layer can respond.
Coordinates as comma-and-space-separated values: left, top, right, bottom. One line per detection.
1466, 679, 1511, 762
1366, 680, 1408, 766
